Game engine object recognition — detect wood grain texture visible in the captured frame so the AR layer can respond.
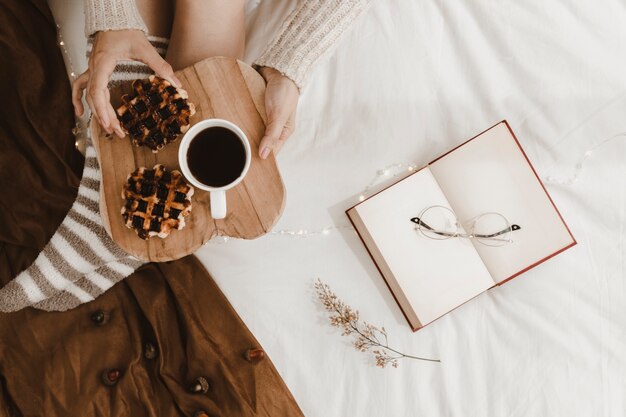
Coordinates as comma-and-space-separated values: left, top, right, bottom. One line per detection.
92, 57, 285, 262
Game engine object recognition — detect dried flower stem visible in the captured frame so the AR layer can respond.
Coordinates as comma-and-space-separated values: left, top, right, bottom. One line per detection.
315, 279, 439, 368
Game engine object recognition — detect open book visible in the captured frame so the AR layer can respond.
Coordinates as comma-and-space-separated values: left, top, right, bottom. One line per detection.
347, 121, 576, 331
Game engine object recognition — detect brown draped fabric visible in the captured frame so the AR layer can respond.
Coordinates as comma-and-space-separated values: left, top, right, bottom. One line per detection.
0, 0, 84, 280
0, 1, 303, 416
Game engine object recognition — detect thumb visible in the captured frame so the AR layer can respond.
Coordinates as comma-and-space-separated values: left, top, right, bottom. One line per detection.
259, 118, 287, 159
133, 45, 182, 88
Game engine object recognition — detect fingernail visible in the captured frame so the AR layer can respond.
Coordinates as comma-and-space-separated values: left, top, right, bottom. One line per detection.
260, 147, 270, 159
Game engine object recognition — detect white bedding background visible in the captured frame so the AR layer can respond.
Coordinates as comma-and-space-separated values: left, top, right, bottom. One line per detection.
49, 1, 626, 415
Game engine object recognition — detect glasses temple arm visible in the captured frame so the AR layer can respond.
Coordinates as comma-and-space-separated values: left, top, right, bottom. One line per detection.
410, 217, 434, 230
412, 217, 521, 240
410, 217, 458, 238
472, 224, 521, 238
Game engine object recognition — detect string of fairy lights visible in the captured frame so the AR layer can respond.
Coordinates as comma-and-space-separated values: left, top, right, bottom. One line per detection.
54, 24, 624, 244
57, 24, 77, 81
542, 132, 626, 186
56, 23, 90, 153
208, 133, 624, 243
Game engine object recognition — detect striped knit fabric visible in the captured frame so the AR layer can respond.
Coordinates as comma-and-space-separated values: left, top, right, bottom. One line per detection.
0, 37, 170, 313
0, 143, 144, 312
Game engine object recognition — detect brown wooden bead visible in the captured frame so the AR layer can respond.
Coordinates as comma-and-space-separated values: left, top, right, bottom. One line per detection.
189, 377, 209, 394
245, 348, 265, 363
144, 343, 158, 360
90, 310, 109, 326
101, 368, 121, 386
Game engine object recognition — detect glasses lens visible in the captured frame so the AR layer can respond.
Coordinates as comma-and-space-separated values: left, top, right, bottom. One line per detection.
416, 206, 458, 240
471, 212, 512, 247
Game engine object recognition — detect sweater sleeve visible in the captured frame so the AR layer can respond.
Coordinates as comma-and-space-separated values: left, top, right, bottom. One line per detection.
83, 0, 148, 37
253, 0, 373, 90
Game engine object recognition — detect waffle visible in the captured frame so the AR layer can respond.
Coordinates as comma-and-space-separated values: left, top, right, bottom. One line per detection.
121, 164, 194, 240
116, 75, 196, 152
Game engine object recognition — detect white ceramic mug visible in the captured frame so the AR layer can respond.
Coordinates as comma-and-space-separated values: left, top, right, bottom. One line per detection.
178, 118, 251, 220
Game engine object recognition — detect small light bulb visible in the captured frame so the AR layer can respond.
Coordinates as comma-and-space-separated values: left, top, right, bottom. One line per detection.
59, 41, 64, 46
359, 195, 365, 202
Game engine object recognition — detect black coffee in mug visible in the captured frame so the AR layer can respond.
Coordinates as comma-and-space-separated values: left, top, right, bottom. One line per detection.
186, 126, 246, 188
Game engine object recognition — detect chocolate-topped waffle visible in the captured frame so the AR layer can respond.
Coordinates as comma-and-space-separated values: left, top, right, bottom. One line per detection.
116, 75, 196, 152
121, 164, 194, 239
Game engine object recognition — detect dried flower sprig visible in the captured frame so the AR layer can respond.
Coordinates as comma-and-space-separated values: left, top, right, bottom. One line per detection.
314, 279, 440, 368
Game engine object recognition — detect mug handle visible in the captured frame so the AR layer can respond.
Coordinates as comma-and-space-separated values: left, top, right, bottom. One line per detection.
210, 190, 227, 219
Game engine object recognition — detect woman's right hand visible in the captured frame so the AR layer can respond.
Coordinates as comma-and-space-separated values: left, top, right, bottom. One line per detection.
72, 29, 181, 138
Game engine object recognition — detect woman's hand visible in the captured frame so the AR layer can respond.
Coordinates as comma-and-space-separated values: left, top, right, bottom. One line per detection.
258, 67, 300, 159
72, 29, 181, 138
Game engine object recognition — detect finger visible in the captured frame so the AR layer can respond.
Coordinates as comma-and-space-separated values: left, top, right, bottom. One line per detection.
85, 97, 106, 135
105, 88, 125, 138
107, 105, 123, 138
274, 114, 296, 154
132, 45, 181, 87
88, 57, 117, 129
85, 93, 95, 121
86, 85, 111, 135
259, 117, 288, 159
282, 111, 297, 141
71, 71, 89, 117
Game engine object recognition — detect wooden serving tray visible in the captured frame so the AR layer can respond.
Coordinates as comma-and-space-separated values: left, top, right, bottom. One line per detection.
92, 57, 286, 262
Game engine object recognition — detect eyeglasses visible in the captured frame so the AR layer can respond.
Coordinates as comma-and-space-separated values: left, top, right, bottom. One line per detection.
410, 205, 521, 247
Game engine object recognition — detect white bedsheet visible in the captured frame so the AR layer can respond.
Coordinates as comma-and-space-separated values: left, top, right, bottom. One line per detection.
49, 1, 626, 415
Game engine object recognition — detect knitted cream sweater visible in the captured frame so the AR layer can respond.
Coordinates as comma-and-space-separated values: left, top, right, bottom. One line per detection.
84, 0, 373, 88
84, 0, 147, 36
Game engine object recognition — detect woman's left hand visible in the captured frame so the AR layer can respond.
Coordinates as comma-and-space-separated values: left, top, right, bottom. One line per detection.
257, 67, 300, 159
